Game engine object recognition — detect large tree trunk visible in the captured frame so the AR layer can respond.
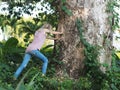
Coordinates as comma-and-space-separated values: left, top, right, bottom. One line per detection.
56, 0, 112, 79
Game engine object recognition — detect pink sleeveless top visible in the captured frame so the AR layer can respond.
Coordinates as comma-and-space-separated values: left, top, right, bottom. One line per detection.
26, 29, 46, 52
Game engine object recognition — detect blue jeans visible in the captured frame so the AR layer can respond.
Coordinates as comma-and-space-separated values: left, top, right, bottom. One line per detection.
14, 50, 48, 79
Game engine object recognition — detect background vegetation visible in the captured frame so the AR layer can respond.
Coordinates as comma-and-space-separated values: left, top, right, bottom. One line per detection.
0, 0, 120, 90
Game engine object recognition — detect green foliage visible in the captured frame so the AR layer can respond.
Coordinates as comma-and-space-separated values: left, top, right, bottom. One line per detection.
61, 6, 72, 16
0, 38, 25, 89
16, 18, 42, 34
3, 37, 25, 54
15, 68, 33, 90
76, 19, 105, 89
107, 0, 120, 30
0, 0, 120, 90
0, 37, 91, 90
4, 37, 18, 48
0, 68, 91, 90
61, 0, 72, 16
74, 77, 91, 90
1, 36, 119, 90
103, 52, 120, 90
76, 18, 120, 90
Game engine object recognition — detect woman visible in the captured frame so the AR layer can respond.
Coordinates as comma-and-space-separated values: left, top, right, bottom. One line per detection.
14, 23, 63, 79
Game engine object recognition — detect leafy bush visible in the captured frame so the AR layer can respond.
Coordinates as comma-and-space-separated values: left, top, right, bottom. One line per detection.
0, 31, 120, 90
0, 37, 25, 88
101, 52, 120, 90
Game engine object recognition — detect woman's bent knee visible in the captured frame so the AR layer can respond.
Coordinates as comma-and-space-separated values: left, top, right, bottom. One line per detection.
44, 57, 48, 63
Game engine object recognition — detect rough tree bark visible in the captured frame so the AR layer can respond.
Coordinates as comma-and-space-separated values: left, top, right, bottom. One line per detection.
56, 0, 112, 79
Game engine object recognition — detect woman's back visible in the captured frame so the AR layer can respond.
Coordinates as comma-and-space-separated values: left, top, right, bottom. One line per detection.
26, 29, 46, 52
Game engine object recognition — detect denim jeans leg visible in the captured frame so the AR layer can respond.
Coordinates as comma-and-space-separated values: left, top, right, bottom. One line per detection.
31, 50, 48, 74
14, 53, 31, 78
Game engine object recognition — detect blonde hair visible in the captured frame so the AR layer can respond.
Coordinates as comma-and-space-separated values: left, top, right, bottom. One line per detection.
41, 23, 52, 30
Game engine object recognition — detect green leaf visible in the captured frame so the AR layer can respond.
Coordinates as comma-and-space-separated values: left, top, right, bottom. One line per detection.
4, 37, 18, 48
62, 6, 72, 16
0, 87, 6, 90
61, 6, 67, 11
41, 44, 54, 51
62, 0, 66, 3
65, 9, 72, 16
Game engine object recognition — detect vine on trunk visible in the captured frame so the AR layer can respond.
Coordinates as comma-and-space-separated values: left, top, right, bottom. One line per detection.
76, 19, 106, 89
61, 0, 72, 16
107, 0, 120, 30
